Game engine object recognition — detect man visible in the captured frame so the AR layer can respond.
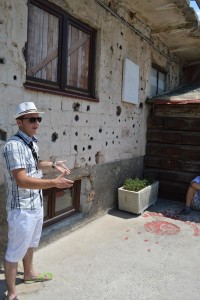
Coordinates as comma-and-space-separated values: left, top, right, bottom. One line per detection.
179, 176, 200, 215
2, 102, 74, 300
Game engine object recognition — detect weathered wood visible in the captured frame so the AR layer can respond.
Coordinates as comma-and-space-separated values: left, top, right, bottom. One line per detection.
145, 103, 200, 202
146, 143, 200, 160
144, 168, 198, 183
154, 104, 200, 118
158, 181, 187, 201
148, 116, 200, 131
147, 129, 200, 145
144, 156, 200, 173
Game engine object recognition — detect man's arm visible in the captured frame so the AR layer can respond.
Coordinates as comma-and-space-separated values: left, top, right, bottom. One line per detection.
12, 169, 74, 190
38, 160, 71, 174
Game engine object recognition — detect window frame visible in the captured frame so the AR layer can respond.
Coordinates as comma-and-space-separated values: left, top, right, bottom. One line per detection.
25, 0, 96, 100
151, 64, 166, 97
43, 179, 81, 227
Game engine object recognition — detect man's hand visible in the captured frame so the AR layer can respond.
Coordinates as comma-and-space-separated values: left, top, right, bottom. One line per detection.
12, 169, 74, 190
54, 160, 71, 174
54, 173, 74, 189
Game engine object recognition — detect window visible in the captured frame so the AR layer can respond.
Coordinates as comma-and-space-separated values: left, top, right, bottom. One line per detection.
26, 0, 96, 99
151, 65, 166, 97
43, 180, 81, 227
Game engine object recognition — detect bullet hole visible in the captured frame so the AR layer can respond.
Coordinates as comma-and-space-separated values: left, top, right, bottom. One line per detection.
125, 119, 126, 122
75, 132, 78, 136
139, 103, 143, 109
83, 147, 85, 151
63, 131, 66, 135
110, 70, 112, 75
86, 105, 90, 111
99, 128, 102, 133
88, 145, 92, 150
106, 142, 108, 146
129, 11, 135, 19
0, 58, 5, 64
88, 157, 91, 161
116, 106, 121, 116
141, 87, 143, 90
112, 131, 114, 135
74, 145, 78, 152
133, 124, 135, 127
90, 137, 93, 140
121, 31, 123, 36
86, 120, 88, 123
12, 42, 17, 47
140, 76, 142, 80
75, 115, 79, 121
110, 46, 114, 53
119, 119, 121, 122
119, 45, 122, 50
51, 132, 58, 142
0, 129, 7, 141
95, 152, 100, 164
106, 131, 108, 135
73, 102, 80, 112
13, 75, 17, 80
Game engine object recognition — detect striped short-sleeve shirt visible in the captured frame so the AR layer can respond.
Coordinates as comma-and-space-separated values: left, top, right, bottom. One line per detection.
2, 130, 43, 211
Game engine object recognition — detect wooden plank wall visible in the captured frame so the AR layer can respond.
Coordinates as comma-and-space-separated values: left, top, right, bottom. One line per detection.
144, 103, 200, 201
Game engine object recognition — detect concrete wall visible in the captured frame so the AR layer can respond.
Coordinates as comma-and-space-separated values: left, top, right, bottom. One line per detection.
0, 0, 183, 262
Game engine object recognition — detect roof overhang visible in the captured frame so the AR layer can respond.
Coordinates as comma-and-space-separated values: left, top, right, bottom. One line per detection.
106, 0, 200, 66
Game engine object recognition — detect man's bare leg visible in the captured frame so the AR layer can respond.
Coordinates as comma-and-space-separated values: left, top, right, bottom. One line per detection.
23, 247, 52, 282
4, 259, 18, 300
23, 248, 38, 280
186, 185, 196, 208
179, 184, 197, 215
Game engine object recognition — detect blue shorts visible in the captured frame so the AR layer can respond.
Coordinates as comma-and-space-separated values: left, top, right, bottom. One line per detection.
191, 192, 200, 210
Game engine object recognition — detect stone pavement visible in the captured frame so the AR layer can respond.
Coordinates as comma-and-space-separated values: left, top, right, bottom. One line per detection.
1, 199, 200, 300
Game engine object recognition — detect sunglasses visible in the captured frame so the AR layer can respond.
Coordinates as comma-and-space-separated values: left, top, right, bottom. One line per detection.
20, 117, 42, 123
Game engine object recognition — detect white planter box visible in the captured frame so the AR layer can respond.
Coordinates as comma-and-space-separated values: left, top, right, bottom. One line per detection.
118, 181, 159, 214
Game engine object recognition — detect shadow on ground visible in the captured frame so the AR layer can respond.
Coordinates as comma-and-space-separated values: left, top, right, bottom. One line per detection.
109, 198, 200, 224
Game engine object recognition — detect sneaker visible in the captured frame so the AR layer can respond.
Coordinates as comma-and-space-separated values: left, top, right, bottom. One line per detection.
178, 207, 191, 215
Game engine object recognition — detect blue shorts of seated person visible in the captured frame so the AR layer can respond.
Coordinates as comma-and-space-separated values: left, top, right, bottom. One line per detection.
191, 176, 200, 211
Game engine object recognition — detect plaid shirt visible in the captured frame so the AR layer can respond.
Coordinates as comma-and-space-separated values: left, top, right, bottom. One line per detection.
2, 130, 43, 210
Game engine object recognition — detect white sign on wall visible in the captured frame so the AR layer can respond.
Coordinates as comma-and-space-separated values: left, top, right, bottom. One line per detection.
122, 58, 139, 104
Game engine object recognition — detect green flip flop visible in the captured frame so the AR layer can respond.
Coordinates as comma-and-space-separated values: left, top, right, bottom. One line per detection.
24, 272, 53, 284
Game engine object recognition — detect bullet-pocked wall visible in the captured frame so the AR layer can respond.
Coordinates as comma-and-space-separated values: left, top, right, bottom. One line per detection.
0, 0, 182, 242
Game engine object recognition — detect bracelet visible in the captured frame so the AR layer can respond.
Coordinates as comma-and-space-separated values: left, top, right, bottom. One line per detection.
52, 160, 56, 169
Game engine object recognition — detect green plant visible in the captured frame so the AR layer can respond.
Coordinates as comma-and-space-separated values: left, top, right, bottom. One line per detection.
122, 177, 151, 192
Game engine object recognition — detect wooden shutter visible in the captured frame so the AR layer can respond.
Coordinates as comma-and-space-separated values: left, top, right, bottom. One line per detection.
27, 4, 59, 82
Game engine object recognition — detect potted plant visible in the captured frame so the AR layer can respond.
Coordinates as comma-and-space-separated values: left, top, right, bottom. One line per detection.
118, 177, 159, 214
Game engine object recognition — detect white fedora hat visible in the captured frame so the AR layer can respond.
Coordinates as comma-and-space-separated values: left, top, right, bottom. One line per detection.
14, 102, 44, 119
